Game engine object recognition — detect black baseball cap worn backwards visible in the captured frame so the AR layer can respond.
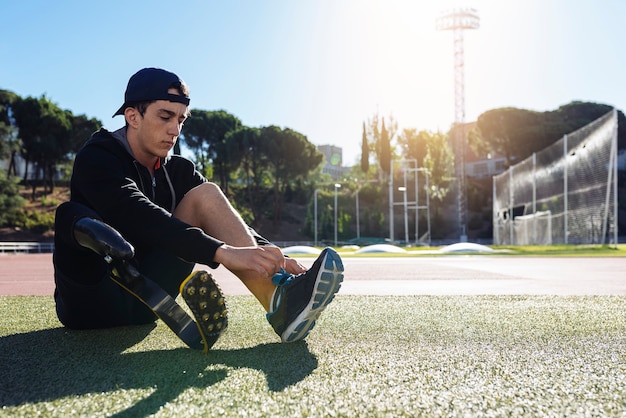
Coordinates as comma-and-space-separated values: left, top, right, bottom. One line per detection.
113, 68, 190, 117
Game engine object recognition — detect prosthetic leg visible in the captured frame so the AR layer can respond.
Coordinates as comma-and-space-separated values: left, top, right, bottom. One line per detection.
73, 217, 227, 352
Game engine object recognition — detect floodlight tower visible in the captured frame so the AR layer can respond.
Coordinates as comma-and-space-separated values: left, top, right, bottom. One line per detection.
436, 7, 479, 242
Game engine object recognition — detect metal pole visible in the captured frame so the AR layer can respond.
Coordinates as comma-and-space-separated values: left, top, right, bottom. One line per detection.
398, 187, 409, 244
403, 186, 409, 244
509, 168, 513, 245
334, 184, 341, 247
355, 187, 360, 239
403, 166, 409, 244
493, 175, 498, 245
314, 189, 319, 247
613, 109, 619, 247
563, 135, 569, 244
389, 161, 394, 242
415, 167, 419, 245
532, 152, 537, 244
436, 8, 479, 243
425, 170, 431, 246
602, 109, 618, 246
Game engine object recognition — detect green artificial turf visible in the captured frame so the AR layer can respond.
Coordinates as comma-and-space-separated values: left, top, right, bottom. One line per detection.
2, 295, 626, 417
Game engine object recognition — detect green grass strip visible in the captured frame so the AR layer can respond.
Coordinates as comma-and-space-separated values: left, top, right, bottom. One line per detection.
2, 295, 626, 417
332, 244, 626, 258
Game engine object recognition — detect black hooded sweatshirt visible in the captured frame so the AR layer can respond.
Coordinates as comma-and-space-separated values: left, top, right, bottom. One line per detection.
68, 127, 228, 267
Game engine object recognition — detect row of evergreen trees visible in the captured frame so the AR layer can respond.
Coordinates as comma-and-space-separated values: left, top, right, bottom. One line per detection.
1, 87, 622, 241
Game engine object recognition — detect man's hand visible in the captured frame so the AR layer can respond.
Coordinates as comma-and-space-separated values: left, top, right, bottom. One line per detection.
214, 244, 284, 278
284, 257, 306, 275
213, 244, 308, 312
213, 244, 306, 279
261, 245, 306, 275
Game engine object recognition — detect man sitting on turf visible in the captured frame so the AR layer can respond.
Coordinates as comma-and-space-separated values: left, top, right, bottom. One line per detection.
53, 67, 343, 350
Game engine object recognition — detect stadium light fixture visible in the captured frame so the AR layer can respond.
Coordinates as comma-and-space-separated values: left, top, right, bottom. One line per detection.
436, 7, 479, 242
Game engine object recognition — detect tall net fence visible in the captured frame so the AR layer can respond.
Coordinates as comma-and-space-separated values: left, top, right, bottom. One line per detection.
493, 109, 618, 245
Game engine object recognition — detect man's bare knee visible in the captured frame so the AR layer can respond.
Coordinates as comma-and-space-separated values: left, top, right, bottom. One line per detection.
174, 182, 255, 246
189, 182, 224, 202
174, 183, 224, 224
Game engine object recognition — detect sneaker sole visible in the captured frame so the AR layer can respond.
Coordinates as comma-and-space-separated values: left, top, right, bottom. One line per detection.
281, 248, 344, 342
180, 271, 228, 353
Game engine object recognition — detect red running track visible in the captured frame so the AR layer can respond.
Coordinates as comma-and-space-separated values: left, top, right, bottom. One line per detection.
2, 253, 626, 297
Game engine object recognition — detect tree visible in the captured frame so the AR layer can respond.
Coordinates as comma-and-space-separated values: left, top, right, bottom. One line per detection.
12, 95, 72, 195
0, 169, 25, 226
0, 122, 20, 175
422, 131, 454, 188
224, 126, 267, 220
472, 101, 626, 167
473, 107, 542, 166
180, 110, 212, 175
0, 89, 21, 177
360, 122, 369, 174
546, 102, 626, 149
364, 112, 397, 180
397, 128, 429, 168
260, 126, 323, 223
0, 90, 18, 127
49, 113, 101, 181
68, 113, 101, 155
379, 118, 391, 175
180, 109, 241, 192
421, 131, 454, 221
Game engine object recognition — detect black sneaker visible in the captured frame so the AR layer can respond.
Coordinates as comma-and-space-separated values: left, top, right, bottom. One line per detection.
180, 271, 228, 352
266, 247, 344, 342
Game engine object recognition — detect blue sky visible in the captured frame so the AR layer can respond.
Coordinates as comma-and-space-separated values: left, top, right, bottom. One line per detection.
2, 0, 625, 165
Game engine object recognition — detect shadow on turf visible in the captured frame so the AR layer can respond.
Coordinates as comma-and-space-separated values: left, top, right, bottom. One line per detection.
0, 325, 318, 416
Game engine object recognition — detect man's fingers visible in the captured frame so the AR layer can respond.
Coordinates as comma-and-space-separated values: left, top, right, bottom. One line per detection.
216, 245, 289, 278
284, 258, 306, 274
259, 246, 287, 271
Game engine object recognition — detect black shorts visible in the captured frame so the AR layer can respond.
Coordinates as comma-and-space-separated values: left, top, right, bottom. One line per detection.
54, 248, 194, 330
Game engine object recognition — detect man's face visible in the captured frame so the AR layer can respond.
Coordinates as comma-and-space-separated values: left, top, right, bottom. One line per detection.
133, 88, 189, 160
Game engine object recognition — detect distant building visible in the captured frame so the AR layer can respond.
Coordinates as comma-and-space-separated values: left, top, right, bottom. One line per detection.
317, 144, 350, 180
464, 146, 507, 179
451, 121, 507, 179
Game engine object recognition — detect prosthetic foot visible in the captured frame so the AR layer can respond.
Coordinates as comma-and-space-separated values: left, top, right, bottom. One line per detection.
74, 217, 135, 260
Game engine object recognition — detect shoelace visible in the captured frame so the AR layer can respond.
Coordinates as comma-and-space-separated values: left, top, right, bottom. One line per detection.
271, 268, 295, 286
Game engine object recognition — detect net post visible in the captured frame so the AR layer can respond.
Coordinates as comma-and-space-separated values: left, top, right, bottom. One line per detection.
493, 175, 498, 245
614, 109, 619, 248
563, 135, 568, 244
532, 152, 537, 243
509, 167, 513, 244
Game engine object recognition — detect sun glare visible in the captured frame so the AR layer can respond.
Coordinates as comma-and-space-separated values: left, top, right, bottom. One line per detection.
299, 0, 492, 160
348, 1, 460, 131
